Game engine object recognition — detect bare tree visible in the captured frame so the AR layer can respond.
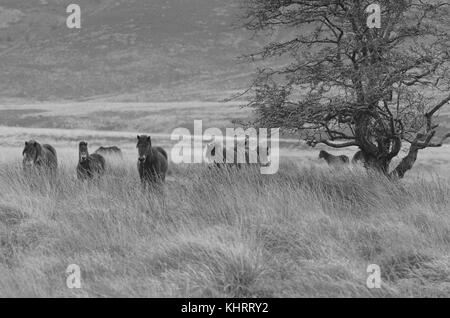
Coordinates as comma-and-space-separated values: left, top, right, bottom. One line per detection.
241, 0, 450, 178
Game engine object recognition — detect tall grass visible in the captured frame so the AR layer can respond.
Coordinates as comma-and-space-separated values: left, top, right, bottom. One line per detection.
0, 159, 449, 297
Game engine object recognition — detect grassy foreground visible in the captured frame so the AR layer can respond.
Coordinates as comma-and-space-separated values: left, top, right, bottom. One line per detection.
0, 160, 449, 297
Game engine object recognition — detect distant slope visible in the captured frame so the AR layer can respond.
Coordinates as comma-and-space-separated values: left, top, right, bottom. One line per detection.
0, 0, 260, 101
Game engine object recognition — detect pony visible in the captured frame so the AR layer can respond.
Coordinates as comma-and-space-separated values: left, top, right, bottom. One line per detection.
136, 135, 168, 184
77, 141, 106, 180
22, 140, 58, 173
352, 150, 367, 165
319, 150, 350, 165
204, 141, 242, 169
244, 136, 270, 166
94, 146, 123, 158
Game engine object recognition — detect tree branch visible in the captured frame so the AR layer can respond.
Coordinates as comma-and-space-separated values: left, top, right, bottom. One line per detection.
426, 133, 450, 148
426, 94, 450, 129
319, 140, 358, 148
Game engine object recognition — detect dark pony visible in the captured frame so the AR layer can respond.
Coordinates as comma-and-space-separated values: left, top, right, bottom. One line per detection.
205, 142, 241, 169
22, 140, 58, 172
95, 146, 123, 158
77, 141, 106, 180
244, 136, 270, 166
319, 150, 350, 165
352, 150, 367, 165
136, 135, 168, 184
205, 137, 270, 169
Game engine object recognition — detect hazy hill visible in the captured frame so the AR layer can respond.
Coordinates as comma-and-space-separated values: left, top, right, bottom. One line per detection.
0, 0, 261, 101
0, 1, 448, 143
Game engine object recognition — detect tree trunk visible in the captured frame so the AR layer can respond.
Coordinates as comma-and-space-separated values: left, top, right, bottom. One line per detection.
354, 112, 392, 175
356, 142, 421, 179
391, 145, 420, 179
359, 151, 392, 175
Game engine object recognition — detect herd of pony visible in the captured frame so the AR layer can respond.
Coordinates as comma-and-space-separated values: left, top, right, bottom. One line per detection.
22, 135, 170, 185
20, 134, 365, 186
21, 134, 272, 186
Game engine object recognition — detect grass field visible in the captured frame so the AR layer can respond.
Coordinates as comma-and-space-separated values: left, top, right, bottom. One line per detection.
0, 100, 449, 297
0, 152, 450, 297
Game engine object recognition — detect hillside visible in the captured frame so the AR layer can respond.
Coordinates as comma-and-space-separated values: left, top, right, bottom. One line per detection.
0, 0, 259, 101
0, 1, 448, 143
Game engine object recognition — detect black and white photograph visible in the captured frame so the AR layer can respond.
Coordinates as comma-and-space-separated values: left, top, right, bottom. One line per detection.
0, 0, 449, 302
